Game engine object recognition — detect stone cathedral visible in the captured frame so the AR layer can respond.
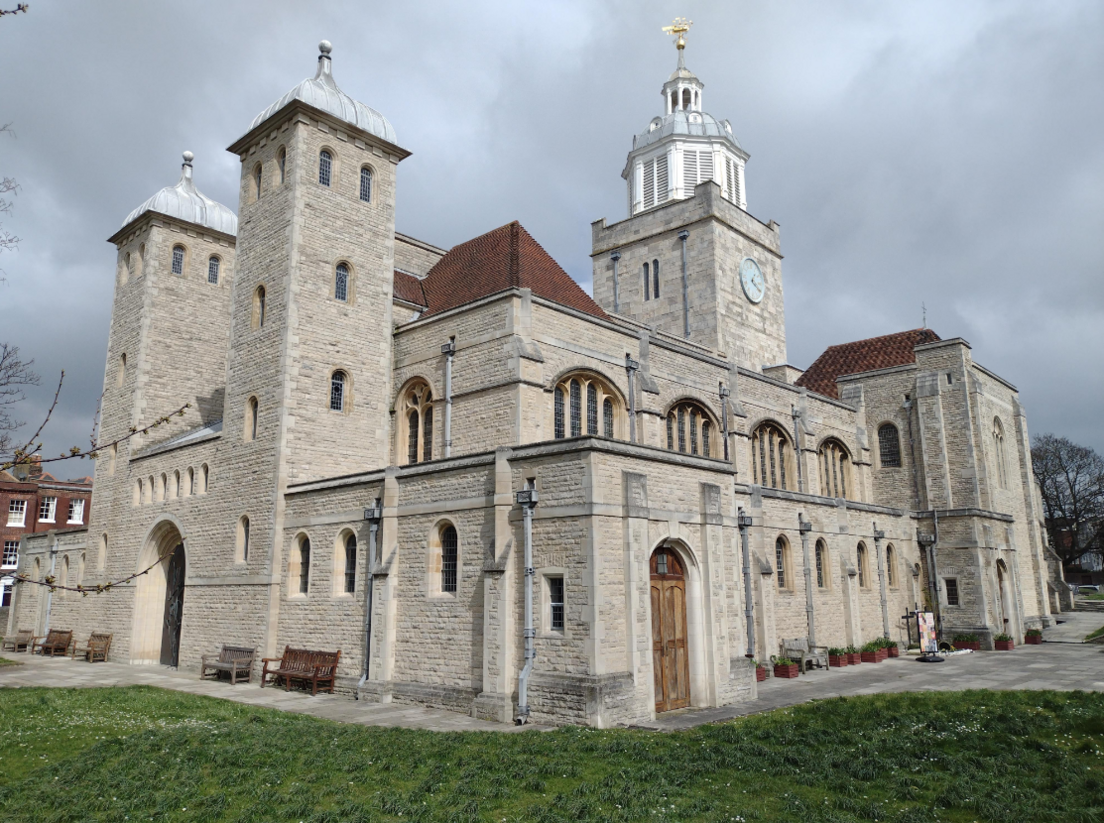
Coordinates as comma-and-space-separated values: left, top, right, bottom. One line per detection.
10, 37, 1056, 726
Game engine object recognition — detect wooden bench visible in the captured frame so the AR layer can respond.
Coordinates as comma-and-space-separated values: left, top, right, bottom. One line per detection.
261, 646, 341, 695
32, 629, 73, 657
781, 637, 828, 673
0, 630, 34, 653
200, 645, 256, 685
71, 632, 113, 663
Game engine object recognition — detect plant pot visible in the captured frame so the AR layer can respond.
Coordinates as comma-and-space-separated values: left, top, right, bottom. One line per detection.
773, 663, 800, 679
829, 654, 848, 667
887, 646, 900, 658
995, 640, 1014, 651
876, 648, 889, 662
847, 653, 861, 665
1024, 634, 1042, 645
860, 651, 879, 663
755, 666, 768, 682
954, 641, 980, 651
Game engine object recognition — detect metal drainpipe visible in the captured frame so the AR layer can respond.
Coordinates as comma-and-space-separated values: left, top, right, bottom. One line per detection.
720, 384, 731, 462
678, 230, 690, 338
43, 534, 59, 635
873, 523, 890, 638
515, 486, 539, 724
791, 405, 805, 493
738, 507, 755, 659
799, 515, 816, 647
441, 339, 455, 458
357, 499, 383, 696
610, 251, 621, 313
625, 354, 639, 444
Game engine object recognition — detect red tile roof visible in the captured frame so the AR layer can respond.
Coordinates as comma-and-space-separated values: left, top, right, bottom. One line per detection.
412, 221, 607, 320
392, 270, 427, 307
795, 328, 941, 400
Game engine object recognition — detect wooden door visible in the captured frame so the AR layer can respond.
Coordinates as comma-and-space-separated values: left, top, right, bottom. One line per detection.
651, 548, 690, 712
160, 544, 185, 667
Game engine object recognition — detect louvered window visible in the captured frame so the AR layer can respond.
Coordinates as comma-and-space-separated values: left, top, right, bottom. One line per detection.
655, 156, 668, 204
683, 151, 698, 198
643, 161, 655, 210
586, 383, 598, 435
725, 157, 743, 206
569, 379, 582, 437
554, 388, 565, 438
641, 156, 669, 211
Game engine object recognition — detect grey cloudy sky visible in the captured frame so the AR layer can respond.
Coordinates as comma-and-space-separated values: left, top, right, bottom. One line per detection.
1, 0, 1101, 479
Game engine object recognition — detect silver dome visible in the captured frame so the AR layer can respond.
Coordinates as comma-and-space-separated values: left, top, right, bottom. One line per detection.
635, 110, 742, 152
250, 41, 397, 145
121, 152, 238, 236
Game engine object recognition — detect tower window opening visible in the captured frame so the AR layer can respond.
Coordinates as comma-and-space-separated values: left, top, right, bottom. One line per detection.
207, 256, 220, 284
682, 88, 691, 110
330, 370, 347, 412
643, 262, 650, 301
344, 534, 357, 594
277, 147, 286, 184
299, 538, 310, 594
335, 262, 349, 302
359, 166, 372, 202
441, 525, 458, 594
652, 258, 659, 298
319, 150, 332, 186
171, 245, 185, 275
253, 164, 262, 199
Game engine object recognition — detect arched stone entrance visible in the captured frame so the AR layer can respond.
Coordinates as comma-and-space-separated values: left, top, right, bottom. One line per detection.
650, 545, 690, 712
131, 519, 186, 666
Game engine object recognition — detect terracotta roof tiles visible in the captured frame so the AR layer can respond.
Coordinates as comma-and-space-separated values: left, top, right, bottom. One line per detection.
392, 270, 427, 307
795, 328, 941, 400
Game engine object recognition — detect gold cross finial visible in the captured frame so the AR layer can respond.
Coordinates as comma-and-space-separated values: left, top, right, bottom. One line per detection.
662, 17, 692, 50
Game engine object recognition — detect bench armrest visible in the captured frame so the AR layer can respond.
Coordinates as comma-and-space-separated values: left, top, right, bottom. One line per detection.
261, 657, 282, 663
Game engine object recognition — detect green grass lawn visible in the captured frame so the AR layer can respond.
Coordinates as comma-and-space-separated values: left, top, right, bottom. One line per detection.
1087, 624, 1104, 642
0, 688, 1101, 823
0, 657, 21, 667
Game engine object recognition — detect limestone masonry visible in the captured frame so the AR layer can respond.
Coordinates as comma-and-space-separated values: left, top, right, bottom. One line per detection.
9, 40, 1058, 726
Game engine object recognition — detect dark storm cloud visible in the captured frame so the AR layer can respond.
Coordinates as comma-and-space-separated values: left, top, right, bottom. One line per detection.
0, 0, 1100, 478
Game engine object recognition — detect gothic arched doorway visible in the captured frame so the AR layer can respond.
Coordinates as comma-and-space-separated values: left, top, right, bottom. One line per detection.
131, 519, 186, 666
651, 546, 690, 712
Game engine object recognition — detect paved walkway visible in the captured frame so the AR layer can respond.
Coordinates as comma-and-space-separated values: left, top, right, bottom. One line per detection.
3, 616, 1103, 734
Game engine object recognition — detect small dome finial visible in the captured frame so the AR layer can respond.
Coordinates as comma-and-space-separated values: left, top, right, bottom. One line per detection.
319, 40, 332, 56
182, 150, 194, 165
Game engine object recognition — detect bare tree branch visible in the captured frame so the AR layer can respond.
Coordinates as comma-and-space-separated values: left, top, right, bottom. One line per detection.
0, 342, 39, 456
1032, 433, 1104, 566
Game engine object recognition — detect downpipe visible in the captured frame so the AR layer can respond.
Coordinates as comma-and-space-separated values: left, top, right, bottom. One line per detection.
515, 486, 538, 724
357, 500, 382, 697
873, 522, 890, 638
799, 514, 815, 647
738, 507, 755, 659
442, 339, 455, 458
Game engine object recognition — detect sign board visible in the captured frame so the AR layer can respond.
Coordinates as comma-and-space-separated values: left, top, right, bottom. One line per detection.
917, 611, 938, 654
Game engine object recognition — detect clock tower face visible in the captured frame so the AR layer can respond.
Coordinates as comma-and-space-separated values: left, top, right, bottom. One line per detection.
739, 257, 765, 304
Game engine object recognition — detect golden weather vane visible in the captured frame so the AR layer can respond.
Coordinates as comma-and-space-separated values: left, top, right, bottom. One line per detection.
662, 17, 693, 50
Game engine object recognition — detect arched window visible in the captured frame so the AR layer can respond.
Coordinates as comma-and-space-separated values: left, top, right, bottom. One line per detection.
878, 423, 901, 468
120, 253, 131, 285
441, 525, 458, 594
318, 150, 332, 186
237, 516, 250, 564
158, 473, 167, 502
253, 163, 262, 199
682, 88, 691, 110
652, 258, 659, 298
666, 400, 719, 457
171, 470, 180, 498
400, 381, 434, 464
133, 479, 142, 506
344, 533, 356, 594
186, 467, 194, 496
201, 463, 209, 493
246, 397, 258, 441
775, 536, 789, 589
298, 537, 311, 594
886, 544, 896, 588
117, 353, 126, 388
815, 539, 827, 588
751, 421, 793, 490
643, 262, 650, 301
77, 553, 86, 588
553, 373, 623, 441
359, 166, 372, 202
857, 543, 868, 589
335, 262, 349, 302
171, 245, 185, 275
207, 256, 220, 284
252, 285, 266, 329
818, 439, 851, 499
98, 533, 107, 570
993, 418, 1008, 488
330, 371, 347, 412
277, 147, 286, 184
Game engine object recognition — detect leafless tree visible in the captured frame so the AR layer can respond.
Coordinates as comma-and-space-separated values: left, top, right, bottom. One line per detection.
1032, 434, 1104, 567
0, 123, 20, 275
0, 343, 38, 458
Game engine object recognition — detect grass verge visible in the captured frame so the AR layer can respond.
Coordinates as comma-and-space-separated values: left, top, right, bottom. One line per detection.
0, 657, 21, 667
1086, 624, 1104, 642
0, 687, 1101, 822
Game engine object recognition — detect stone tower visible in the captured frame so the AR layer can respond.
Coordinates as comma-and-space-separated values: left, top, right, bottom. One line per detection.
591, 37, 787, 370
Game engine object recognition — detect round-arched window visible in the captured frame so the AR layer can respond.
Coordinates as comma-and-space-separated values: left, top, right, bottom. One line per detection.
553, 373, 623, 440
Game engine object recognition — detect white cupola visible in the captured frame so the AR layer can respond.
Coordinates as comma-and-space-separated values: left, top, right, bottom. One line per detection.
622, 31, 749, 216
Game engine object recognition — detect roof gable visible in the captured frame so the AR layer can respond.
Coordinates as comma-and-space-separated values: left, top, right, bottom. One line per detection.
415, 221, 608, 320
795, 328, 941, 400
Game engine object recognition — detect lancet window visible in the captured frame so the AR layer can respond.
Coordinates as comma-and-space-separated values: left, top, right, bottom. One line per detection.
751, 421, 793, 489
552, 373, 623, 440
818, 439, 851, 500
401, 381, 434, 464
665, 401, 717, 457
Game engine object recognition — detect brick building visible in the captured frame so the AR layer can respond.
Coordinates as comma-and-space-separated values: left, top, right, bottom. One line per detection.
8, 39, 1054, 726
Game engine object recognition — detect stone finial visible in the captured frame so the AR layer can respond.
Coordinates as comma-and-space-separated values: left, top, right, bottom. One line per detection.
319, 40, 332, 55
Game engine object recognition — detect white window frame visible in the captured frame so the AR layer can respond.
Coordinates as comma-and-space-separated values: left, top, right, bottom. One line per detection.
8, 499, 27, 527
2, 540, 18, 569
68, 498, 86, 524
38, 496, 57, 523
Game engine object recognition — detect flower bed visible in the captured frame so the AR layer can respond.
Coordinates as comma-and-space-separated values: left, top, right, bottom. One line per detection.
952, 633, 981, 652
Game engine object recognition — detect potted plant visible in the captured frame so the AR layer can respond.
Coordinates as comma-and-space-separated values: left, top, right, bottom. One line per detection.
752, 659, 768, 681
1024, 628, 1043, 645
874, 638, 889, 662
885, 639, 900, 658
994, 633, 1014, 651
952, 633, 980, 652
828, 647, 848, 667
846, 644, 861, 665
771, 656, 800, 679
860, 641, 880, 664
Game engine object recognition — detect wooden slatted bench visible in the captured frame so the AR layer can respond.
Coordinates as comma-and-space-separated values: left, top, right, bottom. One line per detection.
261, 646, 341, 695
200, 645, 257, 685
71, 632, 113, 663
0, 629, 33, 653
782, 636, 828, 673
32, 629, 73, 657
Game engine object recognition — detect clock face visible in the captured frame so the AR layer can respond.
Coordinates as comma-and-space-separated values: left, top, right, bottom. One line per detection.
739, 257, 765, 304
